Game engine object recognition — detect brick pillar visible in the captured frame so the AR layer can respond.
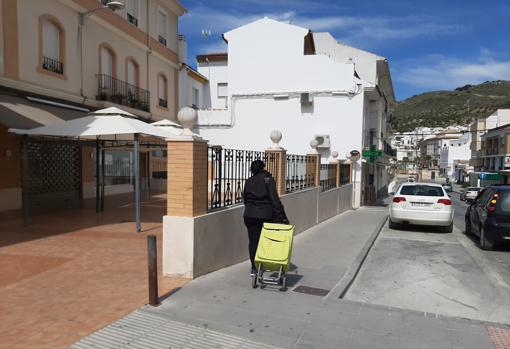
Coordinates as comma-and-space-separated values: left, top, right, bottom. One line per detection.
265, 149, 287, 195
167, 139, 208, 217
306, 154, 321, 187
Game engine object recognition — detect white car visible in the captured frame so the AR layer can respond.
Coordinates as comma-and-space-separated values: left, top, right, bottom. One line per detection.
464, 187, 481, 201
389, 182, 454, 233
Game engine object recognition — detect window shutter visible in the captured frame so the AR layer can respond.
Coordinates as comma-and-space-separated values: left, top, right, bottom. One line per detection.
158, 11, 167, 38
217, 83, 228, 97
42, 20, 60, 60
101, 48, 113, 76
158, 75, 166, 99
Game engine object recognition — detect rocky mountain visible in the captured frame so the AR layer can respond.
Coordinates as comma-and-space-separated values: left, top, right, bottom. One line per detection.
392, 80, 510, 132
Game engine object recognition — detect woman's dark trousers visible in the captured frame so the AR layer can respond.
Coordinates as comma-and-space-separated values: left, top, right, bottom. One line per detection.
244, 217, 267, 270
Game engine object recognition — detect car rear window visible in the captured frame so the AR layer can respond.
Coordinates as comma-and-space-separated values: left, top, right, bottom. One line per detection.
400, 185, 445, 197
497, 192, 510, 213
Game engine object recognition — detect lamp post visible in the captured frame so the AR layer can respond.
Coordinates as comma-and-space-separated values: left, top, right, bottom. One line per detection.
78, 1, 125, 97
348, 150, 361, 209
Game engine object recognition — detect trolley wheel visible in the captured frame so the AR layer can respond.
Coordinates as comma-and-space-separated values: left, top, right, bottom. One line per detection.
280, 272, 287, 292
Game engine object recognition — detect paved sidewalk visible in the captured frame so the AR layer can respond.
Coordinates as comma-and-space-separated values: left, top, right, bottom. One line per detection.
70, 207, 506, 349
0, 193, 187, 349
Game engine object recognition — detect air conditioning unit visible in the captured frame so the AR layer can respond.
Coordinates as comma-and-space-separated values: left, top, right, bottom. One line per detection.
300, 92, 313, 105
314, 134, 330, 149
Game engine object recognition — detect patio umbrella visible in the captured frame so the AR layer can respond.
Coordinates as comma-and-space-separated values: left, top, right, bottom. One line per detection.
9, 107, 174, 232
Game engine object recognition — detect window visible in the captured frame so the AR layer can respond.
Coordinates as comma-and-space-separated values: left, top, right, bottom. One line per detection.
217, 82, 228, 108
217, 83, 228, 98
158, 74, 168, 108
126, 0, 138, 26
126, 58, 139, 102
158, 9, 167, 46
40, 16, 65, 75
400, 185, 445, 197
100, 45, 115, 76
191, 87, 199, 109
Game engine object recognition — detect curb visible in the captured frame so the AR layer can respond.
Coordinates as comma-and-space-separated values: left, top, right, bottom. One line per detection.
325, 214, 388, 301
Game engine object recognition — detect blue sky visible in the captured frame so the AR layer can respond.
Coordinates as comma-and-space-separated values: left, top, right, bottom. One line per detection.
179, 0, 510, 101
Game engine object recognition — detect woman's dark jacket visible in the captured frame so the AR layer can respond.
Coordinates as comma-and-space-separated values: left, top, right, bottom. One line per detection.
243, 170, 288, 223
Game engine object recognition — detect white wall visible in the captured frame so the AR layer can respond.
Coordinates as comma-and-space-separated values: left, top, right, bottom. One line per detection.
197, 61, 228, 109
163, 184, 352, 278
196, 94, 364, 158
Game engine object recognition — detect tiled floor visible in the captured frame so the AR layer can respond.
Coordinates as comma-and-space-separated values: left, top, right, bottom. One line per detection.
488, 326, 510, 349
0, 193, 188, 349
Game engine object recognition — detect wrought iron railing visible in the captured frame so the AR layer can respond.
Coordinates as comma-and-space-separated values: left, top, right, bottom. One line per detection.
285, 154, 317, 193
159, 98, 168, 108
158, 35, 167, 46
42, 56, 64, 75
208, 147, 267, 211
320, 164, 337, 192
96, 74, 150, 112
127, 13, 138, 26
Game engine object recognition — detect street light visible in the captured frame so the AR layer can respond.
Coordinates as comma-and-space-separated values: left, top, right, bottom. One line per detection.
79, 1, 125, 24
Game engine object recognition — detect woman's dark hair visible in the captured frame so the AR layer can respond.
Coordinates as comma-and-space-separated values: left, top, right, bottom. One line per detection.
250, 160, 265, 175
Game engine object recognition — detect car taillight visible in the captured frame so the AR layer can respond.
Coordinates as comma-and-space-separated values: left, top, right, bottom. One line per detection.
488, 192, 499, 213
393, 197, 406, 203
437, 199, 452, 205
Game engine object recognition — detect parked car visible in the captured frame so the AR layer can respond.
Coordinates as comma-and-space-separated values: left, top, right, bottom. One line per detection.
464, 187, 482, 202
465, 185, 510, 250
389, 182, 454, 233
442, 183, 453, 193
407, 176, 415, 183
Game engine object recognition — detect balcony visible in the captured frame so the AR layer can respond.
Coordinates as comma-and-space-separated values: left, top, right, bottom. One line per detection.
383, 141, 397, 157
96, 74, 150, 112
127, 13, 138, 27
42, 56, 64, 75
158, 98, 168, 108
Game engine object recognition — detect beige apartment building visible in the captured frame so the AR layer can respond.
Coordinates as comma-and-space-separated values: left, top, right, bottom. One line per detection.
0, 0, 186, 213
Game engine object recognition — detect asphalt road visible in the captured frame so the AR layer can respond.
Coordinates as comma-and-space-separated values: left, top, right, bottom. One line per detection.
345, 184, 510, 325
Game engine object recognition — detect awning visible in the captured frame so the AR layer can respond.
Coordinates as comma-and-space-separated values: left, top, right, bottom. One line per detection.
0, 95, 88, 129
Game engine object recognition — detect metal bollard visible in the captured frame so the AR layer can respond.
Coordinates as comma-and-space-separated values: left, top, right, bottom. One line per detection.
147, 235, 159, 306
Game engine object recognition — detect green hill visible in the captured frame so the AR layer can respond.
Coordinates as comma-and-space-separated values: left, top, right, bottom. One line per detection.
392, 80, 510, 132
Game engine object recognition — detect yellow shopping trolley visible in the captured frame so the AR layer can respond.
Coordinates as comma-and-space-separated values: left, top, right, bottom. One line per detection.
252, 223, 294, 291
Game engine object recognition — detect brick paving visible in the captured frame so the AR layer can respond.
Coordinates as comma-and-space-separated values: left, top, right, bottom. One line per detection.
0, 193, 188, 349
488, 326, 510, 349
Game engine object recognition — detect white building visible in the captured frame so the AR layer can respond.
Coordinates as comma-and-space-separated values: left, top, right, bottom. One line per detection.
193, 18, 396, 206
439, 132, 472, 178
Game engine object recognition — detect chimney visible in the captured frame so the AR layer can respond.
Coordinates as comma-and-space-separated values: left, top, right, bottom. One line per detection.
178, 34, 188, 64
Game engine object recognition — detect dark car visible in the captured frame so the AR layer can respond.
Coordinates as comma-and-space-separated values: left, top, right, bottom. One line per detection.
465, 185, 510, 250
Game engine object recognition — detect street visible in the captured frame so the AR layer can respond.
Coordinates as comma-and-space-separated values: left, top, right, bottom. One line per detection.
345, 184, 510, 325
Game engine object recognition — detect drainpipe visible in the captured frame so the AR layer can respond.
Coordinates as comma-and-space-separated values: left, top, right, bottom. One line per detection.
146, 0, 151, 118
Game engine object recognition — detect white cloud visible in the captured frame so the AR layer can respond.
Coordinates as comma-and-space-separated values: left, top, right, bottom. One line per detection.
395, 51, 510, 90
180, 4, 461, 47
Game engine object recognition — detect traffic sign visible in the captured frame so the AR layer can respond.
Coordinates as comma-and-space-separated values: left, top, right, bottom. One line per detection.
479, 172, 486, 179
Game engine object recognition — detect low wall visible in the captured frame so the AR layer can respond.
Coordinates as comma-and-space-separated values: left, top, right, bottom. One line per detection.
163, 184, 353, 278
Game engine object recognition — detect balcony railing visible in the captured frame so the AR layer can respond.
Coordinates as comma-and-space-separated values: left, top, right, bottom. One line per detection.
158, 98, 168, 108
127, 13, 138, 26
158, 35, 167, 46
42, 56, 64, 75
96, 74, 150, 112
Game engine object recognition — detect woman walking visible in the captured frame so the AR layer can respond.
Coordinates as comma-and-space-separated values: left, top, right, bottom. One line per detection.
243, 160, 288, 275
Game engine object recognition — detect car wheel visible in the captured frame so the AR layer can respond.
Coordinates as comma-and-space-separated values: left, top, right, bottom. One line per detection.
480, 226, 494, 251
444, 222, 453, 233
464, 216, 472, 235
388, 219, 399, 230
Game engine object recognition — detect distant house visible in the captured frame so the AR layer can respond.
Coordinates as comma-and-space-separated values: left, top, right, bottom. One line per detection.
193, 18, 396, 206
